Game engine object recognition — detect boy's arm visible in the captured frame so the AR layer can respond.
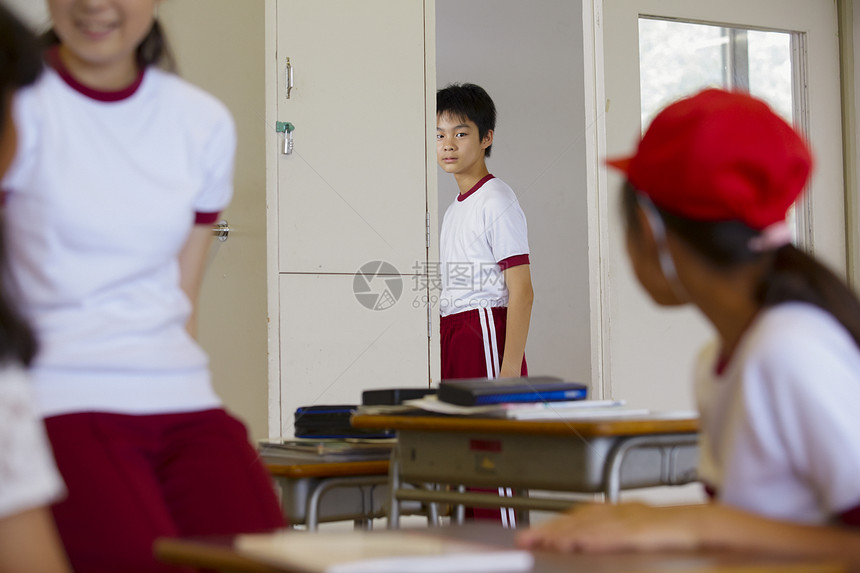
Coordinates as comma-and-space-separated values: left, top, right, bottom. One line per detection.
499, 264, 534, 377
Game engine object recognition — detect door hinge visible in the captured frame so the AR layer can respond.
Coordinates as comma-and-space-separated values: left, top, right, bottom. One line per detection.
426, 299, 432, 339
425, 212, 431, 249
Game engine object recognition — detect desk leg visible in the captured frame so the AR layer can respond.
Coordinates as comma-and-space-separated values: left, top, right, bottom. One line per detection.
358, 485, 375, 530
603, 434, 699, 503
387, 453, 401, 529
426, 485, 440, 527
306, 477, 387, 532
604, 436, 649, 503
455, 485, 466, 525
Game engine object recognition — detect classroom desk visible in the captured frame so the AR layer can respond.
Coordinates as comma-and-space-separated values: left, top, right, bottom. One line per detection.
350, 414, 700, 526
154, 525, 846, 573
262, 455, 390, 530
262, 454, 431, 530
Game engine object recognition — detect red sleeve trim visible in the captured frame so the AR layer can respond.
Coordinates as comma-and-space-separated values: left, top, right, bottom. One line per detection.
497, 254, 530, 271
1, 191, 7, 207
195, 211, 220, 225
837, 502, 860, 527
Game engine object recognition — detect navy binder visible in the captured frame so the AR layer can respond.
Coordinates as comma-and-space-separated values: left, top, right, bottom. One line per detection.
438, 376, 588, 406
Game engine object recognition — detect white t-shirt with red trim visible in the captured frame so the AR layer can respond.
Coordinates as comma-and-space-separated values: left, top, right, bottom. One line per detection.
439, 175, 529, 317
695, 302, 860, 526
0, 366, 64, 519
1, 55, 235, 417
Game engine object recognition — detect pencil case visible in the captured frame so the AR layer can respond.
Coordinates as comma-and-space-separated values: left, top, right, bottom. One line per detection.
362, 387, 436, 405
293, 405, 393, 438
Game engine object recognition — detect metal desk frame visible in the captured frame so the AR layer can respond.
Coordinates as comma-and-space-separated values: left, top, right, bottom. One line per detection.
265, 457, 435, 530
264, 459, 390, 531
351, 414, 699, 528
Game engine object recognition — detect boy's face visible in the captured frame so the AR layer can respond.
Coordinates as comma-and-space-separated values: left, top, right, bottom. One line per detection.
436, 113, 492, 177
0, 96, 17, 178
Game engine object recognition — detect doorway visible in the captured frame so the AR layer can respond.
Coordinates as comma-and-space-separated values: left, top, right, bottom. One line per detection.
595, 0, 845, 411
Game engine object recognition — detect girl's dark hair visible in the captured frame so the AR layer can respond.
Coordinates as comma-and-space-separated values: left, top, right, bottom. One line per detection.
437, 83, 497, 157
623, 181, 860, 350
42, 20, 176, 72
0, 4, 43, 131
0, 5, 41, 366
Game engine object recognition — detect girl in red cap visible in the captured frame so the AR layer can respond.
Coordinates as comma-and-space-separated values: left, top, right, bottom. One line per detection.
517, 89, 860, 568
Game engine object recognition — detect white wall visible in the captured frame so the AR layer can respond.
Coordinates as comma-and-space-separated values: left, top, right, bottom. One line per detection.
3, 0, 48, 29
160, 1, 269, 440
436, 0, 592, 385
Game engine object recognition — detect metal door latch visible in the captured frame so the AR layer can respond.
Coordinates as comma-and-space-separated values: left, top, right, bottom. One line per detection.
276, 121, 295, 155
212, 220, 231, 242
285, 57, 294, 99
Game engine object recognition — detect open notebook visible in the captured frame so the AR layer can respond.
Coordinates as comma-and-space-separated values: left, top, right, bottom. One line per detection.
236, 530, 534, 573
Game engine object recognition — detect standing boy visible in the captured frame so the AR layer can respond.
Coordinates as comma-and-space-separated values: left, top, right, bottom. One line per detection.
437, 83, 533, 381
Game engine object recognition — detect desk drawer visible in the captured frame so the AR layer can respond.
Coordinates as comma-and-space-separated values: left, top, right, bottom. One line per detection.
396, 431, 698, 492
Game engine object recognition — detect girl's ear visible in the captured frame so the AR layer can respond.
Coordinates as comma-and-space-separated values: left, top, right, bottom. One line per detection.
481, 129, 494, 150
627, 203, 688, 306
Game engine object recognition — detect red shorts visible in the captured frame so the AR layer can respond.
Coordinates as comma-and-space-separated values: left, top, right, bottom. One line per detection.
441, 306, 527, 380
440, 307, 527, 525
45, 409, 285, 573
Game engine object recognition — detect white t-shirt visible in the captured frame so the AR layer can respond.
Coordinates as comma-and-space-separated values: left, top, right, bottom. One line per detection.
695, 302, 860, 524
0, 365, 64, 519
2, 57, 235, 417
439, 175, 529, 317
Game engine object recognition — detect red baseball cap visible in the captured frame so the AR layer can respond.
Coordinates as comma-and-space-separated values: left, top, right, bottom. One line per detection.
606, 88, 813, 231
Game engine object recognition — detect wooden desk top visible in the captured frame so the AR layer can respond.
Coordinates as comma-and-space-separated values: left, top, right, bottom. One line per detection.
351, 413, 699, 437
155, 526, 844, 573
264, 459, 389, 479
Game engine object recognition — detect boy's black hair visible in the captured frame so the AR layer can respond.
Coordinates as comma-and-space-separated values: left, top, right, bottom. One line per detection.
0, 4, 40, 366
622, 181, 860, 351
437, 83, 497, 157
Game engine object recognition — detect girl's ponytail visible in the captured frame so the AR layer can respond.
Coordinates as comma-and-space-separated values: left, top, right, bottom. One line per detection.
0, 4, 40, 366
136, 19, 175, 71
756, 245, 860, 350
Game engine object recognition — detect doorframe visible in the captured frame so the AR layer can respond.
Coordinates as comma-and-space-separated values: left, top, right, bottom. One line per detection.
840, 0, 860, 290
584, 0, 860, 399
264, 0, 281, 439
582, 0, 609, 399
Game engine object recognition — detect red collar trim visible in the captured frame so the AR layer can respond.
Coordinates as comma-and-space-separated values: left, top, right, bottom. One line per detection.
46, 46, 145, 102
458, 174, 495, 202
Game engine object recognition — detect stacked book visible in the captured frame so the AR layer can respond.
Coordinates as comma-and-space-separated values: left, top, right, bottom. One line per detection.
410, 376, 650, 420
259, 438, 395, 463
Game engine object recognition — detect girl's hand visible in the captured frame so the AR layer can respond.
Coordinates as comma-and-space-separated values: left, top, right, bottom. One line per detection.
515, 502, 702, 553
